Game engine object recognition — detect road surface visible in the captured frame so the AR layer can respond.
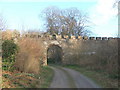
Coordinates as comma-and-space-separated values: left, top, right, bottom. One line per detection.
49, 66, 100, 88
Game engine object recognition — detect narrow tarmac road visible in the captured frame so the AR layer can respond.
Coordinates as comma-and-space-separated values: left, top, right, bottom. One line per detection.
49, 66, 100, 88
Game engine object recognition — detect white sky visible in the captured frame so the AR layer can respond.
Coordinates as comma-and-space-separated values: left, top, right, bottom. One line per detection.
89, 0, 118, 37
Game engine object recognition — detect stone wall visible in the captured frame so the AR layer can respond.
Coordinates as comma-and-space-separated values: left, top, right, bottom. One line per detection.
21, 33, 119, 76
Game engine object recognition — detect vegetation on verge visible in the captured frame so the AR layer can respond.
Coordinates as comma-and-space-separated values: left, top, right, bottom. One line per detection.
1, 31, 53, 88
63, 39, 118, 80
2, 66, 54, 88
15, 37, 45, 74
2, 70, 39, 88
63, 64, 118, 88
38, 66, 54, 88
2, 40, 18, 71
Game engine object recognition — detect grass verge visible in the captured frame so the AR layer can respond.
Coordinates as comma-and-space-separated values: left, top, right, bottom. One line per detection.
2, 70, 40, 88
63, 64, 118, 88
2, 66, 54, 88
38, 66, 54, 88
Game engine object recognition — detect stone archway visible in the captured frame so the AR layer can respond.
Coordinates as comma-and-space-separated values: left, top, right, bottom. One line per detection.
47, 44, 63, 64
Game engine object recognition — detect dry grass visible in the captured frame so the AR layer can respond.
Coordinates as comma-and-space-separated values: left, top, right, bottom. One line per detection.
2, 30, 20, 40
63, 39, 119, 88
15, 37, 45, 74
64, 64, 118, 88
63, 39, 118, 78
2, 66, 54, 88
2, 70, 39, 88
2, 30, 13, 40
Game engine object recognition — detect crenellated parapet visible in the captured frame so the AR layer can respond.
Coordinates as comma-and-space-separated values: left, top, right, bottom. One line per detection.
49, 35, 119, 41
23, 33, 119, 41
21, 33, 119, 66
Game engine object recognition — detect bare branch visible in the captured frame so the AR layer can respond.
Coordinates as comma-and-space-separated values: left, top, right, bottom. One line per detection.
41, 6, 91, 36
0, 13, 7, 30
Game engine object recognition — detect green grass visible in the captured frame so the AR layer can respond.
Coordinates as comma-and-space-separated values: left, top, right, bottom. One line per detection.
39, 66, 54, 88
63, 64, 118, 88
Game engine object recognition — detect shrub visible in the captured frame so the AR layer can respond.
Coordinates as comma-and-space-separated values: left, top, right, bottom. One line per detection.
63, 39, 118, 79
2, 40, 18, 71
2, 40, 18, 59
2, 30, 13, 40
15, 37, 45, 74
2, 30, 20, 40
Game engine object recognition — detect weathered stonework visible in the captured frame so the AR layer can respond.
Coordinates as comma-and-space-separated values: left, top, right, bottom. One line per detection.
23, 33, 119, 65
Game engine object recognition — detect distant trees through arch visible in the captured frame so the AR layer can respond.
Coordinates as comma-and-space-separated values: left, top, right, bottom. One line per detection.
47, 45, 63, 64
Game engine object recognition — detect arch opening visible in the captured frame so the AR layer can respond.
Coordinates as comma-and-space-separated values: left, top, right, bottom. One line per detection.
47, 45, 63, 64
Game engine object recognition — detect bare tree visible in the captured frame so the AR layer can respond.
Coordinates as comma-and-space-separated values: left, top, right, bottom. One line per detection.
113, 0, 120, 37
41, 6, 90, 37
41, 6, 61, 35
60, 8, 90, 36
0, 13, 7, 31
113, 0, 119, 7
113, 0, 120, 15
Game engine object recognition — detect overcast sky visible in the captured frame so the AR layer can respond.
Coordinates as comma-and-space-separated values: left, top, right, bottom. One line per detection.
0, 0, 118, 37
